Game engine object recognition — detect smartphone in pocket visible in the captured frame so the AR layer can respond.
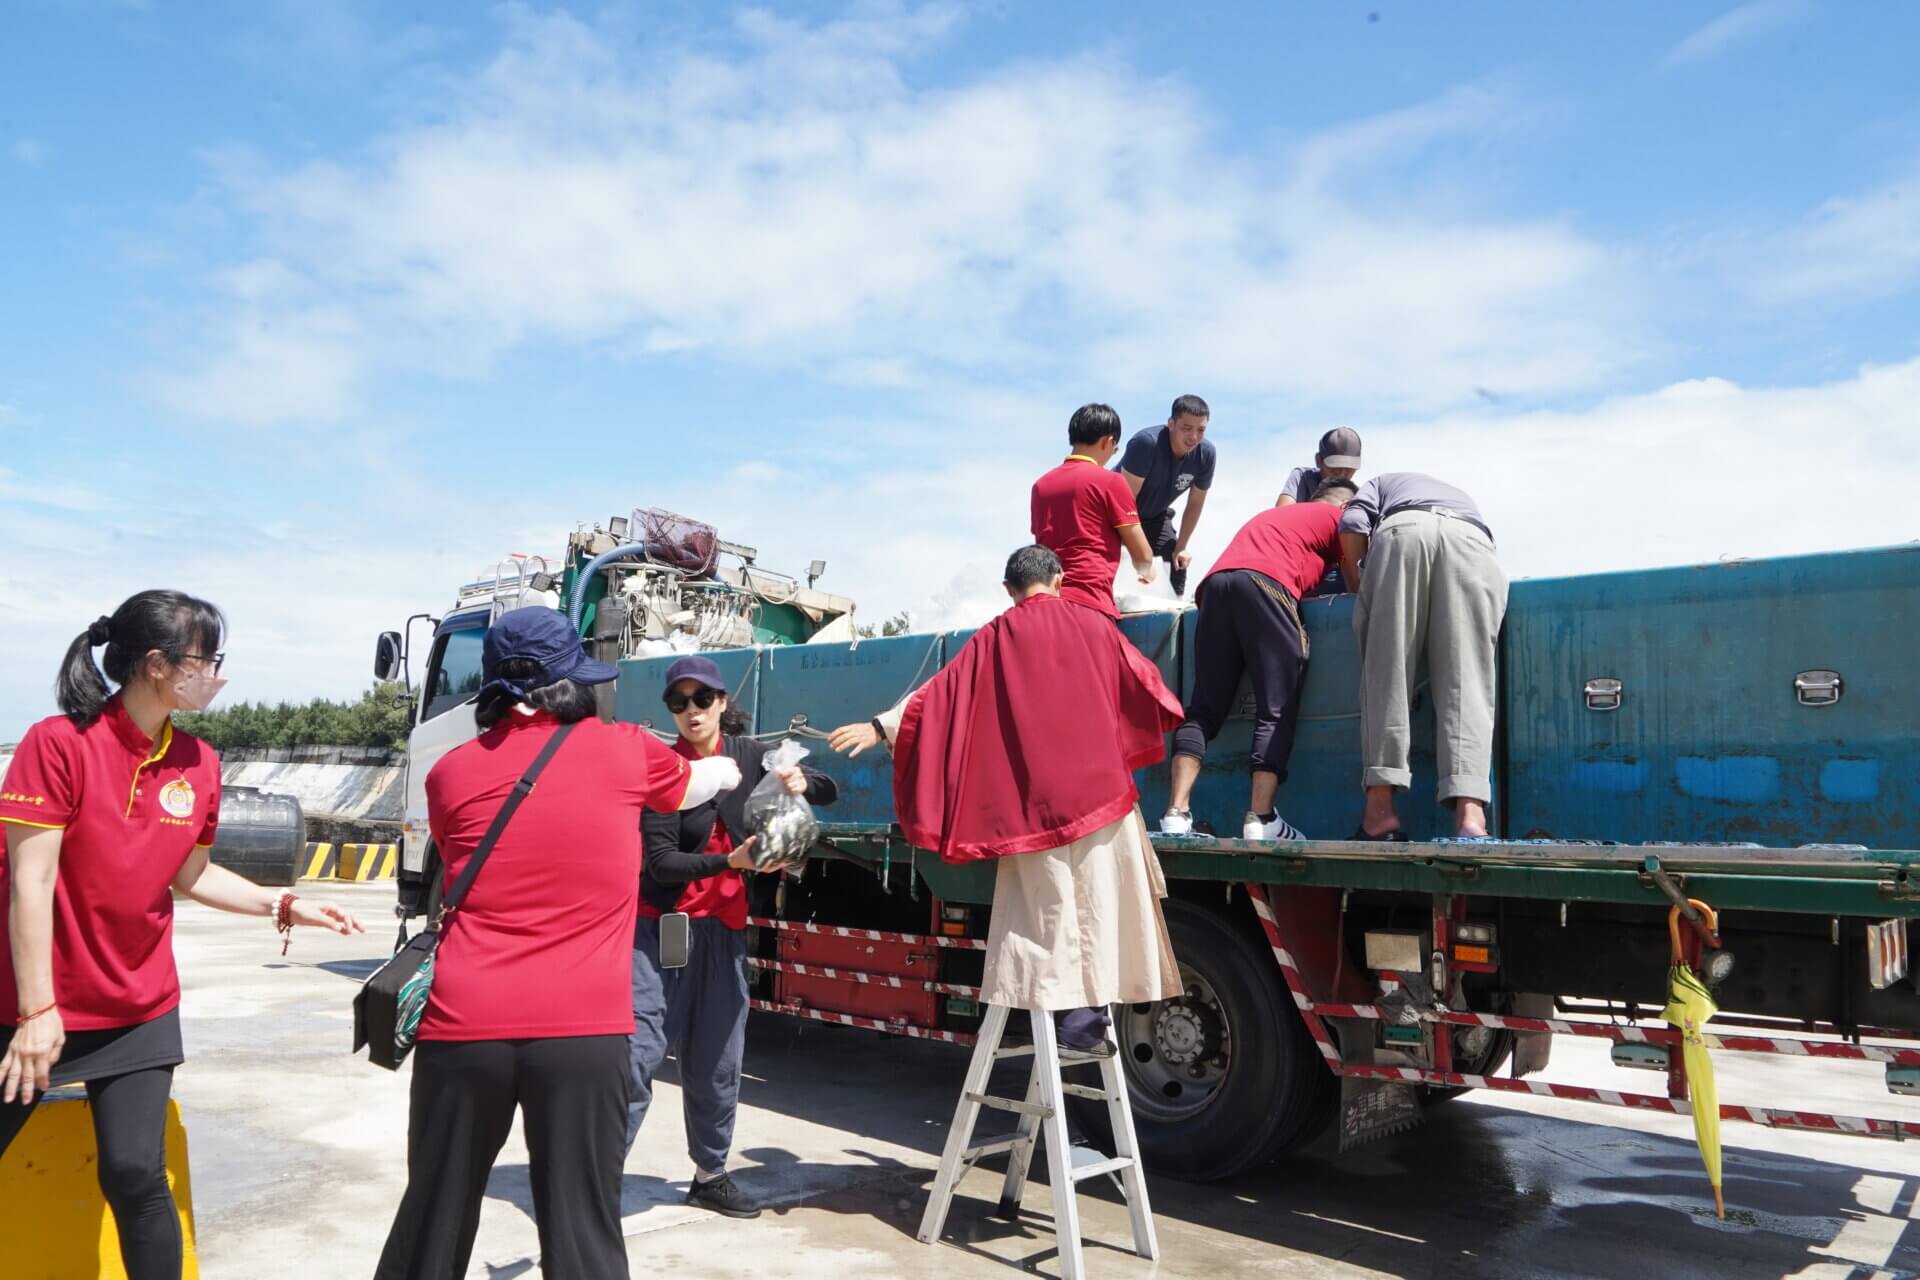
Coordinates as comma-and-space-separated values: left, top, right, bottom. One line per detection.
659, 912, 692, 969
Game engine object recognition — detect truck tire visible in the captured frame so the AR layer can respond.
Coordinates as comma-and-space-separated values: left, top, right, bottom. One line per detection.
1066, 897, 1337, 1181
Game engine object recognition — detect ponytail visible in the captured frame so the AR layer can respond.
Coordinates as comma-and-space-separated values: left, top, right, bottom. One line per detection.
55, 591, 227, 729
56, 624, 114, 728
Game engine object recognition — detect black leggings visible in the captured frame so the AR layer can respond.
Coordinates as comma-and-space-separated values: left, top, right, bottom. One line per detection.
0, 1067, 183, 1280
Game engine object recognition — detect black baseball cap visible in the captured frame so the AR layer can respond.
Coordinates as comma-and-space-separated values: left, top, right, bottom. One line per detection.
1317, 427, 1362, 470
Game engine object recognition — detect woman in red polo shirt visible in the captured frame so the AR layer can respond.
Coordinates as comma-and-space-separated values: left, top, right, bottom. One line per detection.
0, 590, 364, 1280
375, 609, 742, 1280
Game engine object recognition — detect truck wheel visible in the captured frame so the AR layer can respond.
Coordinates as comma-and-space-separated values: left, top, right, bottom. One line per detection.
1066, 898, 1336, 1181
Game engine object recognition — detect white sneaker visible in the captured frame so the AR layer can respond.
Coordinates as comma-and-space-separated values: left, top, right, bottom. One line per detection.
1159, 809, 1194, 836
1243, 811, 1305, 841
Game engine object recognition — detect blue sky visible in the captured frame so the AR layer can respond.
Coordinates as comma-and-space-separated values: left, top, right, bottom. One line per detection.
4, 1, 1920, 738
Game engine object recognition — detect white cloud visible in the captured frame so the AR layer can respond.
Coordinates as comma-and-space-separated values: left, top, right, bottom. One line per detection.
1751, 168, 1920, 303
159, 7, 1633, 425
12, 139, 45, 166
1662, 0, 1808, 68
0, 466, 112, 513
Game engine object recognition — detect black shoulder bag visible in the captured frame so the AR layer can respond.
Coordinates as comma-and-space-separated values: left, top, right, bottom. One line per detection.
353, 723, 576, 1070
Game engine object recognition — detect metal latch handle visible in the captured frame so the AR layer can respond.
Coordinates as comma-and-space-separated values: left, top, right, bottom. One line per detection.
1584, 677, 1623, 712
1794, 670, 1843, 707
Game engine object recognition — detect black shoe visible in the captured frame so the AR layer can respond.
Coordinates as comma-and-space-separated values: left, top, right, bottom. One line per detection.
1349, 825, 1410, 843
687, 1173, 762, 1219
1169, 565, 1188, 597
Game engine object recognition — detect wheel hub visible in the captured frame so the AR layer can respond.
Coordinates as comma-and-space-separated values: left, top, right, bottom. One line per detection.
1152, 998, 1221, 1067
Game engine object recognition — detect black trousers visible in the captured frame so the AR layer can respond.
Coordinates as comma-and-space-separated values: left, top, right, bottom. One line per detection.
1172, 569, 1310, 777
375, 1035, 632, 1280
0, 1067, 182, 1280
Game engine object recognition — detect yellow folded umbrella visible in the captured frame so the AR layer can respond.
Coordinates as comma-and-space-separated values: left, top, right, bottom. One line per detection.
1663, 901, 1724, 1218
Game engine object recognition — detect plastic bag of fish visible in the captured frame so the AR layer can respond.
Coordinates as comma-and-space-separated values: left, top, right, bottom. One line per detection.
742, 740, 820, 870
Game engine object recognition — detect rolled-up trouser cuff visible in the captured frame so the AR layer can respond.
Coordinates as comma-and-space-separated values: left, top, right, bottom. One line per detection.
1437, 775, 1492, 805
1363, 765, 1413, 790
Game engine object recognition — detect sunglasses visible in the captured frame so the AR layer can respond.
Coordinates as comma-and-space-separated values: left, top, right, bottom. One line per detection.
664, 688, 722, 714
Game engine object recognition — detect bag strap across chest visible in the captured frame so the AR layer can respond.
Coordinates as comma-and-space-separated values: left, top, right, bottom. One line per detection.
436, 721, 576, 925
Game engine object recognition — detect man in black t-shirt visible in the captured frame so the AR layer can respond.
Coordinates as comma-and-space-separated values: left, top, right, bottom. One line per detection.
1116, 394, 1216, 597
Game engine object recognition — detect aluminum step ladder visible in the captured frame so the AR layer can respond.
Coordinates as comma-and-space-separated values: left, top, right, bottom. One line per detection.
917, 1004, 1158, 1279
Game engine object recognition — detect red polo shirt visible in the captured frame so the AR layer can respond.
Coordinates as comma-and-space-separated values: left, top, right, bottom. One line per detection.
636, 737, 749, 929
1031, 455, 1140, 617
1201, 501, 1345, 602
419, 713, 690, 1041
0, 700, 221, 1030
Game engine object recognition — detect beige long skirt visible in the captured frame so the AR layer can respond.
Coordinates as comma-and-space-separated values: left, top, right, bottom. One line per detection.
980, 807, 1184, 1011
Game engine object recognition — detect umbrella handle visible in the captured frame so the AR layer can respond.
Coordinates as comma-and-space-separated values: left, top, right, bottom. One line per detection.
1669, 899, 1719, 965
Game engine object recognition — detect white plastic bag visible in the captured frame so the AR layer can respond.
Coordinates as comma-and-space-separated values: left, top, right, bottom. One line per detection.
742, 740, 819, 869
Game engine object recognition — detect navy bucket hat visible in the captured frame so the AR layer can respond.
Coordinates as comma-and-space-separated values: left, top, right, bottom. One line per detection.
479, 607, 618, 704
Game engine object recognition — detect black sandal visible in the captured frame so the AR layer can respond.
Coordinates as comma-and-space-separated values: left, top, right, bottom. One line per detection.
1349, 826, 1410, 842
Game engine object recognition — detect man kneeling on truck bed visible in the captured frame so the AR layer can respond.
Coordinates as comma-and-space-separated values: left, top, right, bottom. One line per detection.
1338, 472, 1509, 840
1160, 477, 1357, 840
827, 545, 1185, 1053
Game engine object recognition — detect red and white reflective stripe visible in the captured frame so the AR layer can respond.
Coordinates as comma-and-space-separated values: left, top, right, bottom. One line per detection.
1243, 883, 1917, 1143
1244, 885, 1344, 1069
1339, 1064, 1914, 1140
749, 998, 977, 1045
1302, 1002, 1920, 1066
748, 956, 981, 998
745, 915, 987, 951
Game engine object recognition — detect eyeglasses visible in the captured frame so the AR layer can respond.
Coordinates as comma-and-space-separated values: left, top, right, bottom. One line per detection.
182, 652, 227, 674
664, 688, 721, 714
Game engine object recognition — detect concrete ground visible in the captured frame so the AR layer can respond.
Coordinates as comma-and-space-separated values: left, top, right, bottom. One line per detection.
151, 884, 1920, 1278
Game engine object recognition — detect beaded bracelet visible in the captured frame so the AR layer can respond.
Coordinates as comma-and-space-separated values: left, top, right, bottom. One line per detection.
274, 891, 298, 956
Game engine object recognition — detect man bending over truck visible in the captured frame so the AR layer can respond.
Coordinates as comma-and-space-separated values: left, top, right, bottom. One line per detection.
1338, 472, 1508, 840
827, 544, 1184, 1053
1160, 477, 1357, 841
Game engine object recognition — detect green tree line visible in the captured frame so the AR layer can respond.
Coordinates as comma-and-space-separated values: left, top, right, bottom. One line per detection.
177, 682, 412, 751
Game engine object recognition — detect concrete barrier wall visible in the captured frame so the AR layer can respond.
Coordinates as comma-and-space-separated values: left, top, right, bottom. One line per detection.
220, 761, 404, 823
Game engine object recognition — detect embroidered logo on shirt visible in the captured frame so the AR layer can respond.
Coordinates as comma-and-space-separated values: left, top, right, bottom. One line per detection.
158, 779, 197, 819
0, 791, 46, 806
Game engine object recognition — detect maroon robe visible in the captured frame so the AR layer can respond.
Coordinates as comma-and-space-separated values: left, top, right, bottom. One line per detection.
892, 594, 1184, 862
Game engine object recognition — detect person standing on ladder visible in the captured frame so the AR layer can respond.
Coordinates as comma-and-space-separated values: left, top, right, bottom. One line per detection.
826, 544, 1184, 1055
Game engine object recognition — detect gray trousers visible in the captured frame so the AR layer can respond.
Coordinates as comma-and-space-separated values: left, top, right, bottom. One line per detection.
1353, 510, 1509, 805
624, 915, 750, 1176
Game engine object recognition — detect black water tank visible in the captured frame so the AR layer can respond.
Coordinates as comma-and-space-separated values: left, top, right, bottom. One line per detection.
209, 787, 306, 886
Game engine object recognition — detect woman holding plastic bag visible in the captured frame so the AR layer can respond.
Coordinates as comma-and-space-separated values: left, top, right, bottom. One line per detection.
624, 656, 837, 1217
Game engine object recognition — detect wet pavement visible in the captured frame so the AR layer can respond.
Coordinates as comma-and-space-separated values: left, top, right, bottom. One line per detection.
163, 884, 1920, 1278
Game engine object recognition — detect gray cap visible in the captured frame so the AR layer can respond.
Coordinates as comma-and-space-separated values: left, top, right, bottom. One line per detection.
1317, 426, 1362, 470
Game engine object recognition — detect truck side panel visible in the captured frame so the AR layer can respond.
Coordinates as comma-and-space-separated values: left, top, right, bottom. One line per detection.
1503, 545, 1920, 846
756, 632, 947, 825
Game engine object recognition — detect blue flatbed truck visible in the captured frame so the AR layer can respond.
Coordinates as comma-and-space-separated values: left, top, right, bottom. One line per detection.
381, 533, 1920, 1180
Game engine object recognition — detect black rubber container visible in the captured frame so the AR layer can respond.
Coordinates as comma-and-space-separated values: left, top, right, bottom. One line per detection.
208, 786, 306, 886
